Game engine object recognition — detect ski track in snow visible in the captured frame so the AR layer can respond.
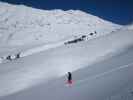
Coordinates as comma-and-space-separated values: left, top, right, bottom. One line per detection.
75, 62, 133, 86
21, 41, 64, 57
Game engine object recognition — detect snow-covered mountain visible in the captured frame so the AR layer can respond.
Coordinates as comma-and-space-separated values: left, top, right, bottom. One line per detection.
0, 1, 133, 100
0, 2, 121, 47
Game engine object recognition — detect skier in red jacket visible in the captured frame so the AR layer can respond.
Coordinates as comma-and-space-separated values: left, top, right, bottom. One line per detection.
67, 72, 72, 84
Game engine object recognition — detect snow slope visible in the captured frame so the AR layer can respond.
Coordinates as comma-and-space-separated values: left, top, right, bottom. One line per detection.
0, 1, 121, 47
3, 50, 132, 100
0, 29, 133, 99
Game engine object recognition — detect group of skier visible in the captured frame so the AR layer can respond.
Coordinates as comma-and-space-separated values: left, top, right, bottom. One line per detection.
6, 53, 20, 61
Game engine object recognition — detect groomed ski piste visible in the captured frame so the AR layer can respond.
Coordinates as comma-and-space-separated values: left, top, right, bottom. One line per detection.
0, 1, 133, 100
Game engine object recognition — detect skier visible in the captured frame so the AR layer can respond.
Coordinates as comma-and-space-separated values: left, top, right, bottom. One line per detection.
6, 55, 12, 61
16, 53, 20, 59
67, 72, 73, 85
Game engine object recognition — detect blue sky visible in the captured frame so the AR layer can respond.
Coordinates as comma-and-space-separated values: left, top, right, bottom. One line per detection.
0, 0, 133, 25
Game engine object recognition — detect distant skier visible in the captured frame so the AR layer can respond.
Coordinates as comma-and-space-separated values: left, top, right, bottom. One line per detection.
6, 55, 12, 61
16, 53, 20, 59
67, 72, 73, 85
